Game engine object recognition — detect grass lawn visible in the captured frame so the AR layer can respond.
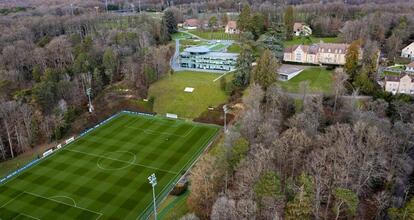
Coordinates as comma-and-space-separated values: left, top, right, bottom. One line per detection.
0, 153, 39, 178
284, 36, 342, 47
279, 67, 333, 94
0, 113, 219, 220
148, 71, 229, 119
209, 43, 227, 51
388, 64, 406, 71
189, 29, 239, 40
172, 32, 192, 40
157, 191, 190, 219
381, 71, 401, 77
179, 39, 209, 52
227, 43, 242, 53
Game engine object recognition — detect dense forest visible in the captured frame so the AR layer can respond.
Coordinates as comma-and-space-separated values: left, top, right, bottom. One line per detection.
187, 82, 414, 219
0, 5, 176, 161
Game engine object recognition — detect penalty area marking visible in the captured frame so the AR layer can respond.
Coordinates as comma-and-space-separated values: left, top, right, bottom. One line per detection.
49, 196, 77, 207
24, 191, 103, 219
1, 191, 102, 220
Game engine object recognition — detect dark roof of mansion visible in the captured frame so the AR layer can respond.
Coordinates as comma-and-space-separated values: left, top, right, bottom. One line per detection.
184, 19, 200, 26
385, 73, 414, 82
318, 43, 348, 54
283, 44, 319, 54
407, 61, 414, 68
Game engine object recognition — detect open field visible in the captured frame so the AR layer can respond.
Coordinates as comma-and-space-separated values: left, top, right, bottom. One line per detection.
148, 71, 228, 119
0, 154, 38, 178
279, 67, 333, 93
189, 29, 239, 40
0, 113, 219, 220
209, 43, 227, 51
284, 36, 342, 47
171, 32, 192, 40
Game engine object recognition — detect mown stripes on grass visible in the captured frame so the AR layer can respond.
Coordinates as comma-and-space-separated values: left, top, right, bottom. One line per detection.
0, 112, 220, 220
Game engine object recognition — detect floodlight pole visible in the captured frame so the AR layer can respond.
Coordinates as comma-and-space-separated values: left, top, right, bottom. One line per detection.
148, 173, 157, 220
223, 105, 228, 133
86, 88, 93, 113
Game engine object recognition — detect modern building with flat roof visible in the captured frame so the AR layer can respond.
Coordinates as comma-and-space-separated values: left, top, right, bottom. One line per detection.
179, 46, 238, 72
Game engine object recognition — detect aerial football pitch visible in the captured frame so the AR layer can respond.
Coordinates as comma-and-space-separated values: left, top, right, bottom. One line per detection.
0, 112, 220, 220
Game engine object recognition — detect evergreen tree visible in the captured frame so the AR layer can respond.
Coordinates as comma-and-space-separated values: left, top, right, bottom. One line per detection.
237, 5, 251, 32
285, 173, 314, 220
92, 67, 104, 93
353, 70, 376, 95
103, 48, 118, 84
252, 49, 279, 90
251, 13, 266, 40
333, 188, 359, 219
258, 23, 285, 60
344, 40, 361, 82
73, 52, 94, 74
284, 6, 294, 40
233, 44, 254, 88
208, 16, 218, 30
163, 9, 177, 35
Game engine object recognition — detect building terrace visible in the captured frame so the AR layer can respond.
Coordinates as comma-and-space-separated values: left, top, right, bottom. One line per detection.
179, 46, 238, 72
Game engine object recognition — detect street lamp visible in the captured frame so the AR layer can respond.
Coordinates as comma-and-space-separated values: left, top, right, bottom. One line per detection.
223, 105, 229, 132
148, 173, 157, 220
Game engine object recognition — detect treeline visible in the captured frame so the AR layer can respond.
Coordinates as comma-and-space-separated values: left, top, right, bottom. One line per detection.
0, 11, 176, 161
187, 83, 414, 219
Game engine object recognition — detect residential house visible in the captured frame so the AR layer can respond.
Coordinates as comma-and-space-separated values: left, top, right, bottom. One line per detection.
179, 46, 238, 72
406, 61, 414, 73
183, 19, 201, 30
401, 42, 414, 60
293, 22, 312, 36
283, 43, 359, 65
225, 21, 240, 34
385, 74, 414, 95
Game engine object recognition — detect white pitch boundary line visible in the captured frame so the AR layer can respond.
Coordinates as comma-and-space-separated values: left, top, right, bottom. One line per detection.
64, 148, 179, 175
12, 213, 40, 220
23, 191, 103, 219
0, 192, 24, 209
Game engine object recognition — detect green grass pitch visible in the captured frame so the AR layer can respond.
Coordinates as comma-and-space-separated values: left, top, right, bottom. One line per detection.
0, 112, 220, 220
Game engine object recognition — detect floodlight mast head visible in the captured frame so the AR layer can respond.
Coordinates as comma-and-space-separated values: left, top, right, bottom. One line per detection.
148, 173, 157, 187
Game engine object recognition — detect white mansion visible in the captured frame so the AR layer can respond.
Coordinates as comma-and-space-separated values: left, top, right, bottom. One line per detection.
283, 43, 360, 65
385, 74, 414, 95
